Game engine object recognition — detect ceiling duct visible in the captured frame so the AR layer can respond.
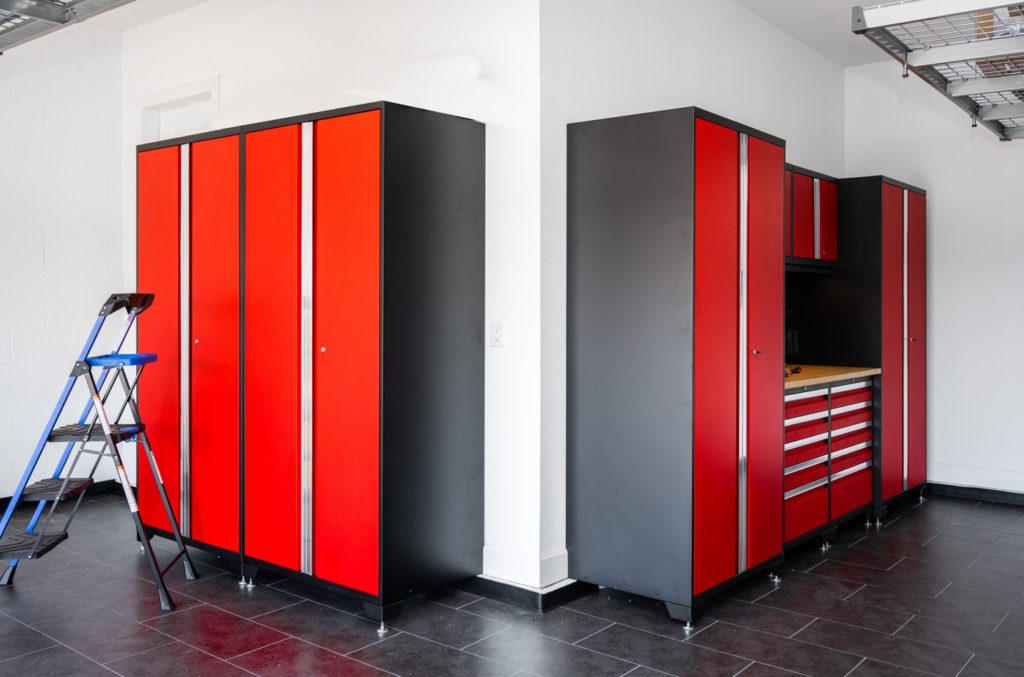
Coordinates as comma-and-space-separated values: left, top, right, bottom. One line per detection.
854, 1, 1024, 141
0, 0, 134, 54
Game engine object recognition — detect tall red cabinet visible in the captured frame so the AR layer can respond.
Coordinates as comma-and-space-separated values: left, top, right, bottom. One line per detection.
567, 108, 785, 623
136, 102, 484, 620
837, 177, 927, 512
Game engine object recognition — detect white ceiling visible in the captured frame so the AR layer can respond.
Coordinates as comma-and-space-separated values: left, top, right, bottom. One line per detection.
733, 0, 888, 66
90, 0, 211, 31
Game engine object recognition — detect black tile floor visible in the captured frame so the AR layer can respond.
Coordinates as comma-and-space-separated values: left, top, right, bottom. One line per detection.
2, 492, 1024, 676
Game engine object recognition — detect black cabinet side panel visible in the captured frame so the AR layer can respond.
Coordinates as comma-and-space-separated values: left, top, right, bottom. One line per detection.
567, 109, 695, 605
380, 104, 485, 603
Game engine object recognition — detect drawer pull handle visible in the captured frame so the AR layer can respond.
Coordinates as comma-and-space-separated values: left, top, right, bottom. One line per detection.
785, 476, 830, 500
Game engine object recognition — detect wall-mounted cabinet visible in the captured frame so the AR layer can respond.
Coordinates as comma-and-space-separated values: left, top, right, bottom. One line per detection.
136, 102, 484, 621
785, 165, 838, 265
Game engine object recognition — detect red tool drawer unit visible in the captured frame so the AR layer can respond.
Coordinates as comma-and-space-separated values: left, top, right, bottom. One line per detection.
568, 107, 785, 625
783, 378, 875, 547
136, 102, 484, 621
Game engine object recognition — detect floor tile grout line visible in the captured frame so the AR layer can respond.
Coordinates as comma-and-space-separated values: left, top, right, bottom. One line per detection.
842, 583, 867, 601
886, 555, 906, 571
0, 643, 64, 665
890, 613, 915, 636
224, 635, 291, 662
570, 620, 616, 646
686, 624, 818, 677
787, 616, 818, 638
128, 630, 261, 677
0, 606, 122, 675
933, 581, 952, 599
953, 653, 975, 677
966, 554, 982, 569
681, 619, 719, 641
462, 622, 650, 673
920, 534, 937, 546
731, 660, 756, 676
842, 656, 866, 677
991, 610, 1010, 633
458, 622, 515, 650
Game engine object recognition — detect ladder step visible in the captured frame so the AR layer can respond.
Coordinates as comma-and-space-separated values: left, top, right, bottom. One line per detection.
85, 353, 157, 368
0, 530, 68, 560
21, 478, 95, 502
48, 423, 143, 443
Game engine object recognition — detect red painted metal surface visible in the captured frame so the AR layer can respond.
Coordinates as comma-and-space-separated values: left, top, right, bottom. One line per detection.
785, 463, 828, 492
831, 408, 872, 431
137, 146, 181, 533
693, 118, 739, 595
830, 387, 872, 410
313, 110, 381, 595
784, 170, 793, 257
784, 485, 828, 543
818, 180, 838, 261
907, 191, 927, 489
831, 468, 872, 519
881, 182, 905, 501
745, 136, 785, 570
244, 125, 302, 570
830, 428, 872, 454
785, 395, 829, 421
831, 448, 873, 474
190, 135, 241, 553
786, 419, 829, 443
791, 172, 815, 259
785, 440, 829, 470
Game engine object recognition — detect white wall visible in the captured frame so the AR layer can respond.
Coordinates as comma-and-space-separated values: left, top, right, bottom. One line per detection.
846, 62, 1024, 494
0, 23, 123, 496
535, 0, 848, 586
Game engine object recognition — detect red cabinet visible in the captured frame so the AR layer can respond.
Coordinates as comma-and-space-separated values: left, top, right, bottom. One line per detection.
907, 191, 927, 489
786, 166, 839, 263
137, 147, 181, 534
136, 102, 484, 621
189, 135, 241, 554
880, 183, 905, 502
568, 107, 785, 625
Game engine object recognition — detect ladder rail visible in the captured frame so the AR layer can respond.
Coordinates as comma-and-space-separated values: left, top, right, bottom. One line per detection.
0, 314, 108, 543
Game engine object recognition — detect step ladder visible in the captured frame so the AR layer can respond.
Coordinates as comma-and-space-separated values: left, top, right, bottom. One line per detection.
0, 293, 197, 611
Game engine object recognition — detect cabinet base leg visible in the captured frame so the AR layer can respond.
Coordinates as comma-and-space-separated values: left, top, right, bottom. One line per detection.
363, 601, 403, 624
666, 602, 700, 629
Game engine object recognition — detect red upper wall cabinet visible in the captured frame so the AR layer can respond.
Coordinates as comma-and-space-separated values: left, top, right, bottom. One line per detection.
786, 166, 838, 264
136, 101, 484, 623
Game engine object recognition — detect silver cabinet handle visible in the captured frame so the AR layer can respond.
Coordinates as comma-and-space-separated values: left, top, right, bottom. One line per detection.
751, 349, 762, 356
320, 346, 326, 353
193, 339, 199, 344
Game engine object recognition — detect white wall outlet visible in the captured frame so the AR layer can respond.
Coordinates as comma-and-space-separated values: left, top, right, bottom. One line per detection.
490, 321, 504, 347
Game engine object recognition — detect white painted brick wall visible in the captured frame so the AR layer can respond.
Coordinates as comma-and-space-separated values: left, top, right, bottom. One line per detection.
0, 23, 123, 497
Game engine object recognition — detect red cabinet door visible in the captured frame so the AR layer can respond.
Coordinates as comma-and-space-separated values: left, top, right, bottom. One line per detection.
137, 146, 181, 533
244, 125, 301, 570
783, 170, 793, 257
745, 136, 784, 570
190, 135, 241, 553
818, 180, 838, 262
791, 173, 815, 259
693, 118, 739, 595
313, 111, 381, 595
906, 191, 927, 489
880, 182, 905, 501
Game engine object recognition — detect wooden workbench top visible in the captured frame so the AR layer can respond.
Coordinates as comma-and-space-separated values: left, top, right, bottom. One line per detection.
784, 364, 881, 390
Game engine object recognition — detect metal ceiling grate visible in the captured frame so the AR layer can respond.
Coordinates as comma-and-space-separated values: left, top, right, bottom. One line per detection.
0, 0, 134, 53
854, 2, 1024, 141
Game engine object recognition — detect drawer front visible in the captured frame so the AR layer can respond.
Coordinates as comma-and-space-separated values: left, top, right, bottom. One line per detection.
785, 461, 828, 492
785, 484, 828, 543
831, 462, 873, 519
785, 389, 829, 424
785, 419, 829, 446
830, 408, 872, 435
831, 428, 872, 455
831, 391, 872, 417
785, 440, 829, 470
831, 447, 873, 474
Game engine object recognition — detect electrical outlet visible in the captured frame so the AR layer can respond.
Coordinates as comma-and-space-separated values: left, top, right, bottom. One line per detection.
489, 321, 504, 347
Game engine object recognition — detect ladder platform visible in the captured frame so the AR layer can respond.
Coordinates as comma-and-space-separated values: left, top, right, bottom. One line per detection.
48, 423, 143, 443
21, 478, 94, 502
85, 353, 157, 368
0, 530, 67, 560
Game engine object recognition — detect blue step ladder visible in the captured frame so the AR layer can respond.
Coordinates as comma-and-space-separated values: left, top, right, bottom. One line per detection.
0, 293, 197, 611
